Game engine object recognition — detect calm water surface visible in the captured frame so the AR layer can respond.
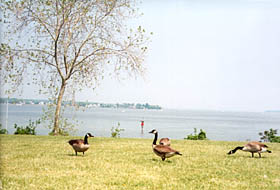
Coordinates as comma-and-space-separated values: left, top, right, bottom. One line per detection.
1, 104, 280, 141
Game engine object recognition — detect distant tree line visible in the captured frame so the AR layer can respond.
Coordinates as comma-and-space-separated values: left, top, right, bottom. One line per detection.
0, 98, 49, 105
0, 98, 162, 110
135, 103, 162, 110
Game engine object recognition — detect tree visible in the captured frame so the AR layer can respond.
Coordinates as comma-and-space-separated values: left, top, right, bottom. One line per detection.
1, 0, 150, 135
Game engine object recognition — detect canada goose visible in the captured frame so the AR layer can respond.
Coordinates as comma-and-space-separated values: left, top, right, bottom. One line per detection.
159, 138, 171, 146
227, 141, 272, 158
149, 129, 182, 161
68, 133, 94, 156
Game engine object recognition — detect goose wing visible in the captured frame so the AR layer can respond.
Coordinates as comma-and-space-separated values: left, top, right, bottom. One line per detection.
245, 142, 262, 151
254, 142, 269, 148
154, 145, 179, 154
68, 139, 84, 145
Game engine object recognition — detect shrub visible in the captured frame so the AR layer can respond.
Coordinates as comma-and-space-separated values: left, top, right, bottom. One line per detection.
259, 128, 280, 143
270, 136, 280, 143
0, 124, 8, 134
48, 128, 69, 136
41, 100, 78, 136
14, 119, 40, 135
111, 122, 124, 138
185, 128, 207, 140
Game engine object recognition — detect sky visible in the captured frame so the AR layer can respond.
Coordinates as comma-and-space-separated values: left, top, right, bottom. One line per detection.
4, 0, 280, 112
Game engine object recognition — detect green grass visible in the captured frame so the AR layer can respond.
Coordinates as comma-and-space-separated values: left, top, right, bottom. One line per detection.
0, 135, 280, 190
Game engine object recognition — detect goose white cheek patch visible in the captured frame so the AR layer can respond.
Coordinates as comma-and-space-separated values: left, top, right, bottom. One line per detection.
260, 148, 267, 153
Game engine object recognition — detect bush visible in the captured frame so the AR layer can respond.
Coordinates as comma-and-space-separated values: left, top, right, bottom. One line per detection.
270, 136, 280, 143
0, 124, 8, 134
185, 128, 207, 140
48, 128, 69, 136
14, 119, 40, 135
111, 122, 124, 138
259, 128, 280, 143
41, 101, 78, 136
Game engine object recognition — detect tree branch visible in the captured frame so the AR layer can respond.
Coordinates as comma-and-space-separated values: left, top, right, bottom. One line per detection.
25, 6, 55, 41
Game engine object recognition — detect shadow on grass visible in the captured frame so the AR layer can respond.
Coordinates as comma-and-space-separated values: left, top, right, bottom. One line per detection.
151, 158, 172, 163
226, 154, 270, 159
66, 153, 87, 157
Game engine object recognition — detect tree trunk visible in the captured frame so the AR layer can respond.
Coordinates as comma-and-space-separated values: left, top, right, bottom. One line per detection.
52, 82, 66, 135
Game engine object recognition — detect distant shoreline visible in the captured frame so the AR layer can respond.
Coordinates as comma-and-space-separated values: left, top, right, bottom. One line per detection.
0, 97, 162, 110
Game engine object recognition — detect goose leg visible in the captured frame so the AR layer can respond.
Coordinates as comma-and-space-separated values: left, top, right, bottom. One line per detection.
75, 151, 77, 156
251, 152, 254, 158
258, 153, 261, 158
162, 156, 166, 161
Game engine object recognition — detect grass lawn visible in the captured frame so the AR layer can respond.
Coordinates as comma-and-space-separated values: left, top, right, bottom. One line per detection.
0, 134, 280, 190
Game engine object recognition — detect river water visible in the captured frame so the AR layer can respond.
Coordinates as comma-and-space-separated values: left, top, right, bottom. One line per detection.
1, 104, 280, 141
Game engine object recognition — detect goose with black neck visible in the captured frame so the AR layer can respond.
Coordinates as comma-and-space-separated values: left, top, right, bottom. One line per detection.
149, 129, 182, 161
68, 133, 94, 156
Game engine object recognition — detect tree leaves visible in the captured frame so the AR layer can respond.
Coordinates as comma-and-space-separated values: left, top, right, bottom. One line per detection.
1, 0, 151, 134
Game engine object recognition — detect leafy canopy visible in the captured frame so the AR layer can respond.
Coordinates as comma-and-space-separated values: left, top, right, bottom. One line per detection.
0, 0, 150, 97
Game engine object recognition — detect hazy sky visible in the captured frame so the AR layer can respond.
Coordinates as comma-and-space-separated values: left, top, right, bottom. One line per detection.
6, 0, 280, 111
